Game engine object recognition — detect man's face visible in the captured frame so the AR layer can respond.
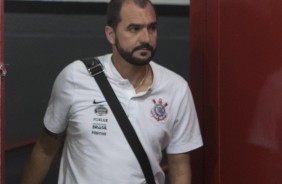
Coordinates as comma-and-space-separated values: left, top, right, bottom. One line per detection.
113, 2, 158, 66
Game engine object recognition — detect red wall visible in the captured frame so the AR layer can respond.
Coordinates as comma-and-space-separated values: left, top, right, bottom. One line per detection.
190, 0, 282, 183
0, 0, 5, 182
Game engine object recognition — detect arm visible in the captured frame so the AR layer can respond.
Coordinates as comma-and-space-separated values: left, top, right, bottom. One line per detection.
21, 129, 65, 184
167, 152, 192, 184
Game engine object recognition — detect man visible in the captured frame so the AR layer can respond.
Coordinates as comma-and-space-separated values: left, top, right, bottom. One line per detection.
21, 0, 203, 183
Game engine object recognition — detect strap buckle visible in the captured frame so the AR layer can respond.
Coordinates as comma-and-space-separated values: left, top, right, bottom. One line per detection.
88, 62, 104, 77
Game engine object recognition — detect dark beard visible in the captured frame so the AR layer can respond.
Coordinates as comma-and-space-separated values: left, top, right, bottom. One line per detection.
115, 38, 156, 66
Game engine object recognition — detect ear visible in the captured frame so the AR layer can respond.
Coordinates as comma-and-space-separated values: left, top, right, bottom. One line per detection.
105, 26, 116, 45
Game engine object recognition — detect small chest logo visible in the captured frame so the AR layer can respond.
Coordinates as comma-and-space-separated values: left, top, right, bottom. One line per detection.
95, 105, 108, 116
151, 98, 168, 121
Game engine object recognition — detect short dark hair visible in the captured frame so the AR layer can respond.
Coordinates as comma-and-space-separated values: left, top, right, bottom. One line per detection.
106, 0, 156, 30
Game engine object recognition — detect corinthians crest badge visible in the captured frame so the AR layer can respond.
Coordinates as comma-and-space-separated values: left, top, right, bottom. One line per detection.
151, 98, 168, 121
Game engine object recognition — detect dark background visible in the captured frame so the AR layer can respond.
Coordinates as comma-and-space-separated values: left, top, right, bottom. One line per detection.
4, 1, 190, 183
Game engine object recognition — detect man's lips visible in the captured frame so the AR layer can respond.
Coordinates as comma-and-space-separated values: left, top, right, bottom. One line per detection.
133, 44, 154, 52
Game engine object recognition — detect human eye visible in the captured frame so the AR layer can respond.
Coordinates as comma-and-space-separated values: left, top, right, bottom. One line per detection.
148, 23, 158, 32
128, 24, 141, 32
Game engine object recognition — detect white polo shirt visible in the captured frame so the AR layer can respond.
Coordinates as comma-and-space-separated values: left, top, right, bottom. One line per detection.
44, 53, 203, 184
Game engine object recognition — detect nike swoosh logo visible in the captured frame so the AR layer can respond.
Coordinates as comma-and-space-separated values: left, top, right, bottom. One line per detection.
93, 100, 106, 104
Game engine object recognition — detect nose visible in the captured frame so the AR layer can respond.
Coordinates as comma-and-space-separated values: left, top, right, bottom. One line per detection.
140, 29, 150, 43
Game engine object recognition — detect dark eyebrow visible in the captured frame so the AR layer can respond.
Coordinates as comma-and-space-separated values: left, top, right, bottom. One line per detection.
149, 21, 158, 26
148, 22, 158, 27
127, 21, 158, 29
128, 23, 142, 28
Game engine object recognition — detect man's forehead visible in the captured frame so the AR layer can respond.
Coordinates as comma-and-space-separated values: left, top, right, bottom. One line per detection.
119, 1, 157, 23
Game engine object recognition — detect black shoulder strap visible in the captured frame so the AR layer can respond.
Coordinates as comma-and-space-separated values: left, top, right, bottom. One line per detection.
81, 57, 156, 184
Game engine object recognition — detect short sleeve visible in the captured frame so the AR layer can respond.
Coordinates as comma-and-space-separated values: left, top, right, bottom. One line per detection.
43, 63, 75, 134
166, 84, 203, 154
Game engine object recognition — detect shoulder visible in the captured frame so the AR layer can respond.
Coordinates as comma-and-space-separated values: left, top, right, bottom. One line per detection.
150, 62, 188, 88
50, 60, 90, 96
54, 54, 112, 85
55, 60, 82, 80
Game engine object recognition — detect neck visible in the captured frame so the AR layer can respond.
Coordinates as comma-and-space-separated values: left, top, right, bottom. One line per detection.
134, 65, 149, 90
111, 55, 152, 91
